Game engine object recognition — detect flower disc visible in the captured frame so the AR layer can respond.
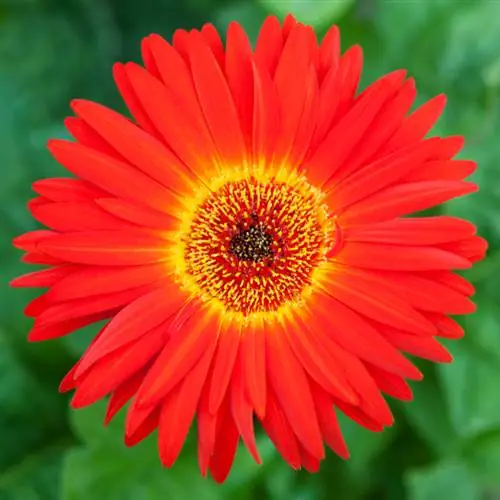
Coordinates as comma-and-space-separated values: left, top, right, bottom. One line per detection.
177, 174, 333, 318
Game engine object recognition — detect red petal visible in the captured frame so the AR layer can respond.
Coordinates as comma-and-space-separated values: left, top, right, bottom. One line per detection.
124, 63, 219, 178
230, 352, 261, 464
425, 312, 464, 339
339, 181, 477, 224
71, 99, 196, 194
21, 252, 64, 265
145, 34, 198, 112
419, 271, 475, 296
124, 408, 160, 447
113, 63, 162, 141
208, 408, 239, 483
364, 271, 476, 315
328, 138, 446, 211
197, 377, 219, 477
10, 265, 76, 288
274, 26, 318, 165
208, 320, 241, 414
302, 322, 394, 426
323, 266, 437, 334
31, 200, 132, 231
36, 286, 151, 326
200, 23, 225, 68
318, 25, 340, 81
32, 178, 105, 201
266, 323, 324, 459
47, 140, 174, 211
382, 330, 453, 363
13, 230, 57, 252
240, 320, 266, 418
383, 94, 447, 153
284, 317, 358, 402
77, 285, 185, 373
260, 387, 302, 469
343, 216, 476, 246
225, 22, 254, 147
105, 369, 145, 425
439, 236, 488, 263
310, 292, 423, 380
71, 325, 164, 408
65, 116, 123, 160
136, 309, 219, 406
336, 241, 472, 271
309, 380, 349, 459
47, 264, 165, 301
306, 70, 405, 187
158, 337, 216, 467
404, 159, 476, 182
332, 45, 363, 119
28, 311, 112, 342
336, 78, 417, 180
255, 16, 283, 77
188, 32, 247, 166
251, 59, 279, 165
38, 230, 167, 266
299, 445, 321, 473
335, 400, 384, 431
366, 363, 413, 401
96, 198, 177, 229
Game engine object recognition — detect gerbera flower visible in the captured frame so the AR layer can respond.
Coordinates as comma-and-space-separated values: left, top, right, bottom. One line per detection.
12, 14, 486, 482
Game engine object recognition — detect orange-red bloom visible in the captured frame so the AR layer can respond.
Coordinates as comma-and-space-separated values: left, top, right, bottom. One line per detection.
12, 15, 486, 482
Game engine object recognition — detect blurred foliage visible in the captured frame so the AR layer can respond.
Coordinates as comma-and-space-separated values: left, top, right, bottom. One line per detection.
1, 0, 499, 498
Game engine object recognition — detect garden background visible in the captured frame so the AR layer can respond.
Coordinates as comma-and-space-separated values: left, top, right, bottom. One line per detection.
1, 0, 500, 498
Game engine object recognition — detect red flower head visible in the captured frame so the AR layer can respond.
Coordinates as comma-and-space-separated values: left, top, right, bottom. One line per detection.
12, 15, 486, 482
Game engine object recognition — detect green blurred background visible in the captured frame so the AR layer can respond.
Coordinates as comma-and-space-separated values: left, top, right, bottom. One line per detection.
1, 0, 499, 498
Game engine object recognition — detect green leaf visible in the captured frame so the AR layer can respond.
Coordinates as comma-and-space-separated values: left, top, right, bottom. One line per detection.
0, 1, 119, 123
63, 402, 275, 500
63, 402, 219, 500
462, 298, 500, 363
439, 341, 500, 439
406, 460, 482, 500
0, 333, 70, 469
464, 431, 500, 488
260, 0, 354, 28
374, 0, 464, 66
439, 1, 500, 98
0, 333, 72, 498
403, 370, 458, 456
340, 413, 396, 472
0, 447, 66, 500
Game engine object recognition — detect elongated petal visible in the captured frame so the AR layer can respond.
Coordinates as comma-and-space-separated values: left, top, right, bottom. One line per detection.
48, 140, 174, 211
71, 99, 197, 193
32, 178, 105, 201
339, 181, 477, 224
136, 309, 219, 406
266, 323, 324, 459
11, 265, 76, 288
77, 286, 186, 372
230, 353, 261, 464
47, 264, 166, 301
38, 231, 168, 265
208, 320, 241, 414
308, 292, 422, 380
158, 338, 216, 467
31, 200, 132, 231
105, 369, 146, 424
71, 325, 165, 407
